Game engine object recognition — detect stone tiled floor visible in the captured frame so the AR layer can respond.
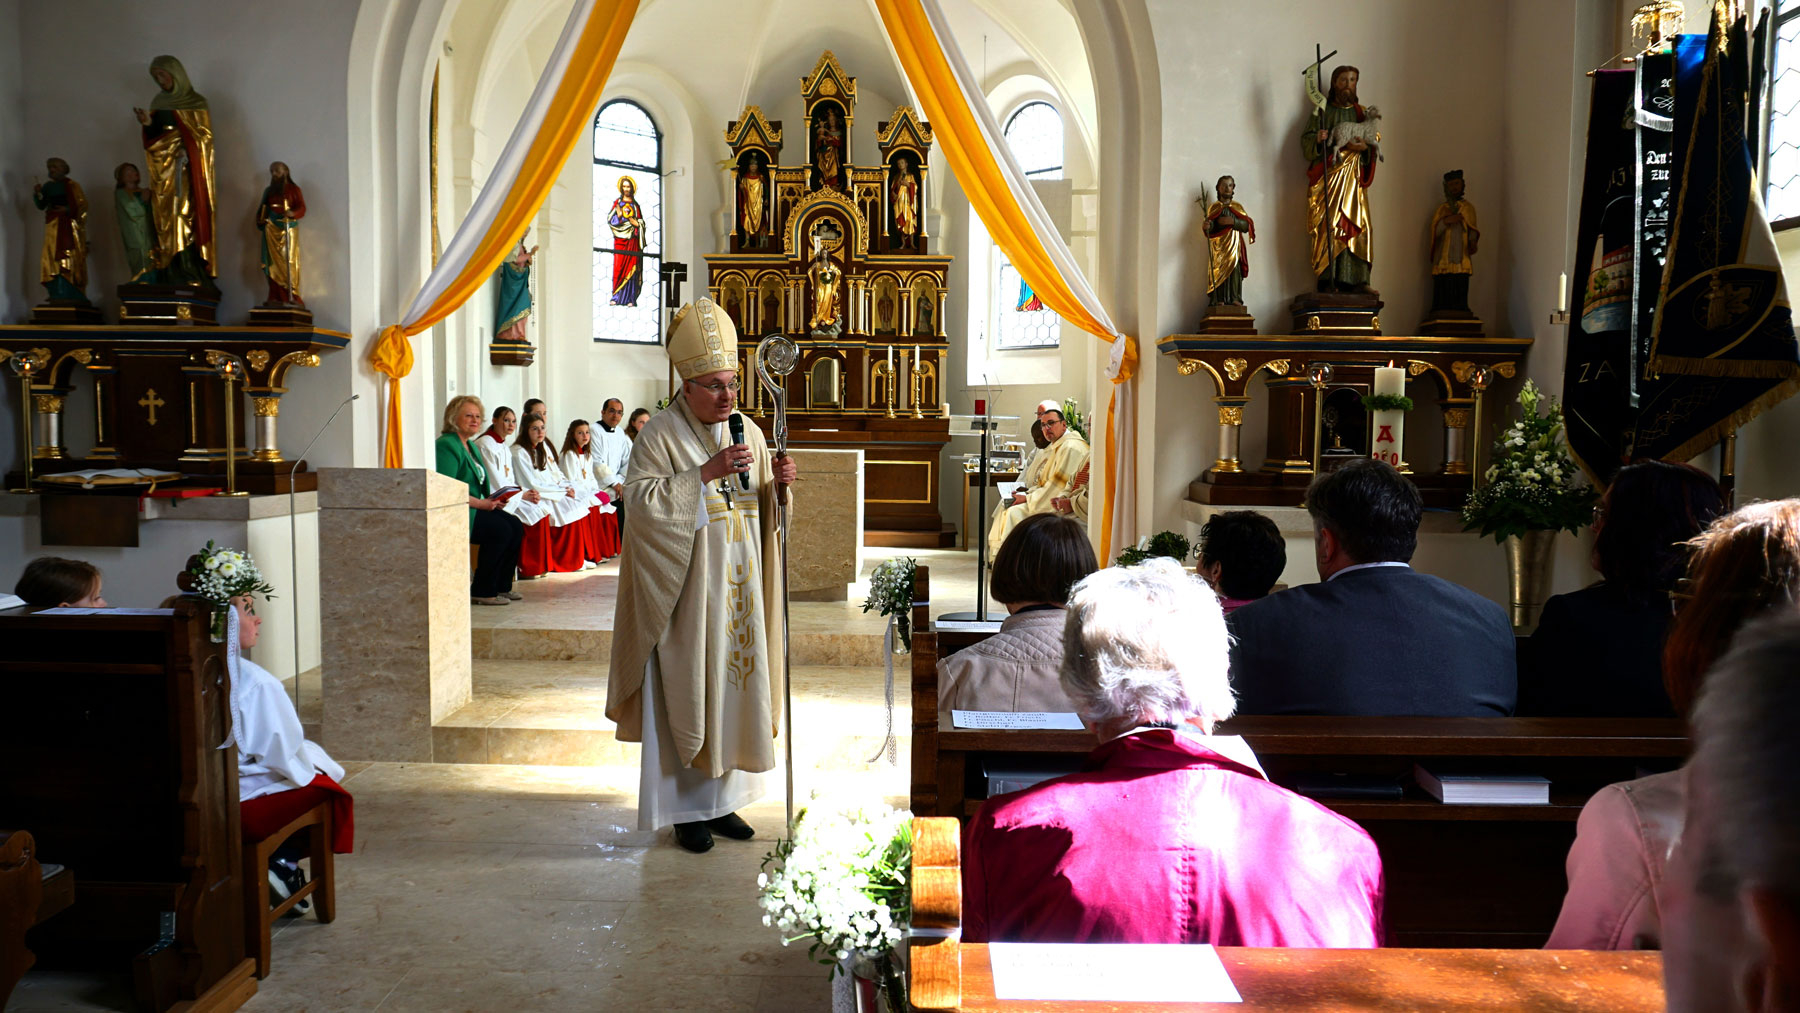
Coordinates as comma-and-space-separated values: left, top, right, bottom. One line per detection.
8, 547, 958, 1012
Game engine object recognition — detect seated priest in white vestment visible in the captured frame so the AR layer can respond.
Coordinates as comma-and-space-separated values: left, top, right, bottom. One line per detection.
988, 408, 1090, 561
475, 406, 549, 526
604, 297, 797, 854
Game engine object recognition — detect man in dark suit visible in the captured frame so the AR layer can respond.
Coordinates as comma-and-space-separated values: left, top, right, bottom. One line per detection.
1227, 459, 1516, 715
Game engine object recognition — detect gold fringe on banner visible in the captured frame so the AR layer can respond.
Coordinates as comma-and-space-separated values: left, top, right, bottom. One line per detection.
1646, 354, 1800, 379
1664, 371, 1800, 462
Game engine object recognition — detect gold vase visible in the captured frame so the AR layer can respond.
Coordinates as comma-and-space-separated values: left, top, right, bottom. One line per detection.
1503, 529, 1558, 631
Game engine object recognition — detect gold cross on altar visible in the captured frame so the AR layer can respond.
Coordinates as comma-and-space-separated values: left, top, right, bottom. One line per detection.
137, 388, 164, 426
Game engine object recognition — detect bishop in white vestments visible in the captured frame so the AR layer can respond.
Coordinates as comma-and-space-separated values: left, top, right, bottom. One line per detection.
604, 298, 796, 853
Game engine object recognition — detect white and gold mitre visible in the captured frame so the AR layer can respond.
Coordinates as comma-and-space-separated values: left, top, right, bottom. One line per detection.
667, 298, 739, 380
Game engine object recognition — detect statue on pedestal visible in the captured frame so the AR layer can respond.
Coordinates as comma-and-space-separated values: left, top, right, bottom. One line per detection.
813, 106, 846, 191
891, 155, 920, 250
496, 232, 538, 344
31, 158, 94, 316
1192, 174, 1257, 334
738, 152, 767, 247
256, 162, 306, 308
133, 55, 217, 289
113, 162, 157, 283
807, 235, 843, 337
1420, 170, 1484, 336
1291, 58, 1383, 335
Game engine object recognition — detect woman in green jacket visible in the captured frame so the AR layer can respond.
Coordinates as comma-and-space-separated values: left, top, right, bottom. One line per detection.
437, 394, 526, 605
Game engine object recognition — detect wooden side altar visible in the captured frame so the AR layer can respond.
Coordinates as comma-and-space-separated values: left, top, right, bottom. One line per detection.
0, 324, 347, 494
710, 52, 955, 546
1158, 334, 1533, 509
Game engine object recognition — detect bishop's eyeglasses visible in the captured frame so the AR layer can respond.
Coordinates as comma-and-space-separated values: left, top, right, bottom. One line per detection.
689, 378, 741, 395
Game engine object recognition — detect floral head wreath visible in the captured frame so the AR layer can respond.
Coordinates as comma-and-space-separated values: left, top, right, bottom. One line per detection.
176, 540, 277, 608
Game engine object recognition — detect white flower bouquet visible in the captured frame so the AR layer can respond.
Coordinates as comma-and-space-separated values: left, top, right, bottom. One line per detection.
759, 798, 914, 1006
176, 540, 276, 642
862, 556, 918, 653
1461, 380, 1598, 542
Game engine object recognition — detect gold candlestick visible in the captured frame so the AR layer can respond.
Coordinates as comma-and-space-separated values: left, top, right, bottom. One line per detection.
876, 361, 897, 419
215, 356, 249, 497
1308, 362, 1334, 476
910, 360, 925, 419
6, 350, 46, 494
1469, 365, 1493, 488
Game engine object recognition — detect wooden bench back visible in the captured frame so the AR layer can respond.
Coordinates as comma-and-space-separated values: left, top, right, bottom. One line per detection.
0, 600, 249, 1006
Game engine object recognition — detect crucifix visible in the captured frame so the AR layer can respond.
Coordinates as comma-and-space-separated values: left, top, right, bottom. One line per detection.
137, 387, 164, 426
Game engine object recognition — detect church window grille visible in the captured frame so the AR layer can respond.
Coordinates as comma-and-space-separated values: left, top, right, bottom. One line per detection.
592, 99, 664, 343
1766, 1, 1800, 229
994, 101, 1064, 350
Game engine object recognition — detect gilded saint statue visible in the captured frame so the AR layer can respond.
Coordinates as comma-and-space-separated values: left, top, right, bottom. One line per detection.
813, 105, 846, 191
32, 158, 90, 305
890, 155, 920, 250
113, 162, 157, 282
807, 236, 843, 336
256, 162, 306, 306
1302, 64, 1378, 294
1429, 170, 1479, 314
738, 152, 767, 246
1203, 174, 1256, 306
134, 55, 218, 287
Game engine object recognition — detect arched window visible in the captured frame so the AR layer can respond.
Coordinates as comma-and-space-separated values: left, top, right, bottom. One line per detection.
593, 99, 663, 343
994, 101, 1064, 350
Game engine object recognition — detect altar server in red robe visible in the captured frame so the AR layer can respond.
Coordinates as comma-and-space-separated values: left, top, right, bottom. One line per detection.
962, 558, 1384, 947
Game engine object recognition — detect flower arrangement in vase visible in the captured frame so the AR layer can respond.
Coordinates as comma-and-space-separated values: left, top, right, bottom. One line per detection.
1461, 380, 1597, 627
759, 798, 914, 1012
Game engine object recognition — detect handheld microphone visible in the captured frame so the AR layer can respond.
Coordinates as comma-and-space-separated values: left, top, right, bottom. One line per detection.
727, 412, 750, 490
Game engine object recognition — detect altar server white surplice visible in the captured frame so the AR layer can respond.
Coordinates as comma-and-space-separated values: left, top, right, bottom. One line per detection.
560, 449, 612, 512
514, 445, 589, 526
593, 423, 632, 489
475, 432, 549, 524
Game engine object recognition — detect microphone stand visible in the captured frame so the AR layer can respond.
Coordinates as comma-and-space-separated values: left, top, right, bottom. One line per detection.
288, 393, 358, 710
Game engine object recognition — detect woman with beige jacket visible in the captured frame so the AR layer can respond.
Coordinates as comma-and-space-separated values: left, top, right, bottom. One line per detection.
939, 513, 1098, 712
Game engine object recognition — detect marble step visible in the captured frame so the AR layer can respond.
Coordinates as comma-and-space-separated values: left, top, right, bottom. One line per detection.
472, 624, 892, 667
432, 659, 910, 769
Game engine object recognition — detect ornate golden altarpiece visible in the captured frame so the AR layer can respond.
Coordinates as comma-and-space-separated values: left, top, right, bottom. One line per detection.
708, 52, 955, 546
2, 324, 345, 494
1158, 333, 1533, 509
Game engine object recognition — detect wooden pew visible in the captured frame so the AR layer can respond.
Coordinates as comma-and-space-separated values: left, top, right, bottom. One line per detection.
907, 578, 1688, 948
907, 815, 1665, 1012
0, 601, 257, 1012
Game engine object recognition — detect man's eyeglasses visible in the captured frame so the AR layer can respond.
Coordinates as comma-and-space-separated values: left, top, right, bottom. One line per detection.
689, 379, 740, 395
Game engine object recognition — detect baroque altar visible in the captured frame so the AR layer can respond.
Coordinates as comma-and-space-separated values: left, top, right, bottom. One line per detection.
707, 52, 955, 546
1, 324, 346, 494
1159, 333, 1533, 509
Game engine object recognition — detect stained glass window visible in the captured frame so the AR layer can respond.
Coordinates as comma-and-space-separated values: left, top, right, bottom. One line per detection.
994, 102, 1063, 350
593, 100, 663, 343
1767, 5, 1800, 227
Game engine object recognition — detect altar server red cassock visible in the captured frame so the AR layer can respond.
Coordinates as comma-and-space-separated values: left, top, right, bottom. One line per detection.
961, 559, 1384, 947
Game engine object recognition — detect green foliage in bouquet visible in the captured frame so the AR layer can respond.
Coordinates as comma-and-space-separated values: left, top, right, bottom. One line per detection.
1462, 380, 1598, 543
1115, 530, 1194, 568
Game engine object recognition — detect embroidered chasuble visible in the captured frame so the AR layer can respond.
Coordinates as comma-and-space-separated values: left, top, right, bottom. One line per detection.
606, 394, 786, 813
988, 431, 1090, 559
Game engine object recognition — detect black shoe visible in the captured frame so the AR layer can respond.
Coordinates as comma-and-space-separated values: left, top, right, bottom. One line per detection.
705, 812, 755, 840
672, 821, 714, 853
268, 858, 311, 916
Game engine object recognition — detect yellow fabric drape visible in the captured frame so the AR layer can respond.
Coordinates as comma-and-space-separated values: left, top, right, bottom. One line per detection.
371, 0, 639, 468
871, 0, 1137, 559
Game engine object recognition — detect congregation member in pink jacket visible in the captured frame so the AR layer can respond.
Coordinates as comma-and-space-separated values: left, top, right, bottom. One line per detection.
937, 513, 1096, 713
963, 557, 1386, 947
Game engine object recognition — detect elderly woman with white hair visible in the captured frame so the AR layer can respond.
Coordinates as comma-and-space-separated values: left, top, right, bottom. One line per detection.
961, 558, 1386, 946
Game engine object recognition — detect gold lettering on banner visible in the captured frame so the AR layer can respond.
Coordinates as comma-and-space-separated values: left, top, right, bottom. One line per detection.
137, 388, 165, 426
1223, 357, 1248, 381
